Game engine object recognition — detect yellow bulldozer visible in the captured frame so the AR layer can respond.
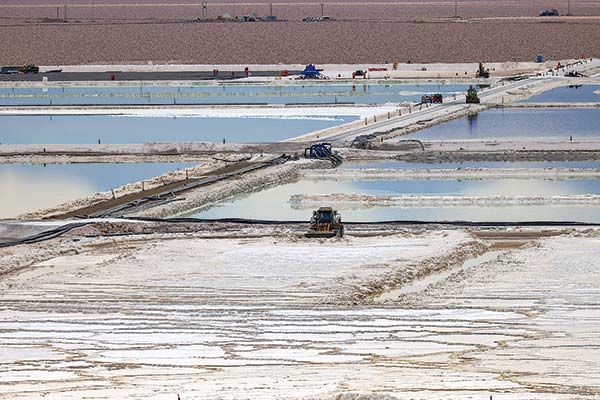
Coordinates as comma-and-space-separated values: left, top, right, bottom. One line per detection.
19, 64, 39, 74
305, 207, 344, 238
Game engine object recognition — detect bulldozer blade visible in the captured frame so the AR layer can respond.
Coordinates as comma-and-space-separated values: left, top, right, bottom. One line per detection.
305, 231, 338, 238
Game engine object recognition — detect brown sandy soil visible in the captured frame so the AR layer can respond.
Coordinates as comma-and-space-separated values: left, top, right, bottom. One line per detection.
0, 19, 597, 64
0, 0, 598, 21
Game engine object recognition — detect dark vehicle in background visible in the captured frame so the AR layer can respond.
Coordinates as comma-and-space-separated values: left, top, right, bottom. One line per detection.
1, 66, 20, 74
539, 9, 559, 16
422, 94, 443, 104
1, 64, 39, 74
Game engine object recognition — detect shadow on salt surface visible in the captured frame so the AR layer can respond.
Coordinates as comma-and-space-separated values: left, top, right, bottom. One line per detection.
0, 370, 78, 383
379, 250, 505, 300
269, 308, 524, 321
242, 348, 364, 363
0, 347, 65, 363
93, 345, 225, 366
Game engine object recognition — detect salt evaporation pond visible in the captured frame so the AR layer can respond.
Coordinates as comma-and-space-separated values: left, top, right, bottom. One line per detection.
404, 108, 600, 141
0, 115, 356, 144
0, 162, 195, 218
341, 160, 600, 169
0, 83, 475, 106
190, 177, 600, 222
522, 85, 600, 102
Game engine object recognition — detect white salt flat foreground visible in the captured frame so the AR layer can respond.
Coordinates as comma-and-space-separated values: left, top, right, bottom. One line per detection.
0, 230, 599, 399
0, 105, 396, 119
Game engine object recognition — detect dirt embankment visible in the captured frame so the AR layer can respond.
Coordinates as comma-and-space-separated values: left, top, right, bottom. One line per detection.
16, 159, 225, 220
399, 150, 600, 163
134, 161, 303, 218
336, 238, 487, 304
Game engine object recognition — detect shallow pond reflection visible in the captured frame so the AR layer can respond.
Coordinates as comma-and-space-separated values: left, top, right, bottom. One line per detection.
0, 162, 195, 218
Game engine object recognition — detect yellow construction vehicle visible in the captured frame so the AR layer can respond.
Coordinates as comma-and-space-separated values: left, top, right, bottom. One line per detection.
305, 207, 344, 238
19, 64, 39, 74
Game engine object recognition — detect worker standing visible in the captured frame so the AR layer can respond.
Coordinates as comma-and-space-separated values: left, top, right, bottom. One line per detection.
244, 66, 249, 78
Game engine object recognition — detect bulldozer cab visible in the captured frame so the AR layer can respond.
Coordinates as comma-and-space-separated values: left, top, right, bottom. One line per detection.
306, 207, 344, 238
311, 207, 335, 224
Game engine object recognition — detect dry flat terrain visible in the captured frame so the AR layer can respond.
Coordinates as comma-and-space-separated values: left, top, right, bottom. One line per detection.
1, 226, 600, 399
1, 0, 599, 20
0, 0, 598, 64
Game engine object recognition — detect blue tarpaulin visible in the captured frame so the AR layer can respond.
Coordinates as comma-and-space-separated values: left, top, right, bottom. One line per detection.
299, 64, 322, 79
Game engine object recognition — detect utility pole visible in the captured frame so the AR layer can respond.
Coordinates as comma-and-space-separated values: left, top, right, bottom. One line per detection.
92, 3, 95, 21
567, 0, 571, 15
64, 4, 67, 21
454, 1, 458, 18
320, 2, 324, 16
269, 2, 273, 16
56, 6, 59, 19
202, 2, 207, 20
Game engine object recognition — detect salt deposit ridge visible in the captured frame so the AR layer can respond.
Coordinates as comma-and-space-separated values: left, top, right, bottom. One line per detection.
0, 105, 397, 120
290, 193, 600, 208
303, 167, 600, 180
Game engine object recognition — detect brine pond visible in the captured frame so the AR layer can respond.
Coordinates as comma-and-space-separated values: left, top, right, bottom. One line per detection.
403, 108, 600, 141
0, 83, 475, 106
0, 115, 356, 144
340, 160, 600, 169
0, 162, 195, 218
522, 85, 600, 103
190, 177, 600, 222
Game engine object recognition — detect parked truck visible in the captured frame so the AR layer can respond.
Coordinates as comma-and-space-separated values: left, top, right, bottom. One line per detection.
1, 64, 39, 74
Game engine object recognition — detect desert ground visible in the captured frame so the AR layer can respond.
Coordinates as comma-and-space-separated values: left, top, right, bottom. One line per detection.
0, 0, 598, 64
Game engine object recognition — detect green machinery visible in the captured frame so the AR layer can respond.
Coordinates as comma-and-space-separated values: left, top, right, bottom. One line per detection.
466, 86, 480, 104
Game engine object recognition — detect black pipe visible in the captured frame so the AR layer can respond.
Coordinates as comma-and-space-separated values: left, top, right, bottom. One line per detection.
131, 216, 600, 227
2, 217, 599, 249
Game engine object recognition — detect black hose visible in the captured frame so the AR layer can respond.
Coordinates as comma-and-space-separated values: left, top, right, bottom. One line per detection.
0, 222, 92, 248
130, 216, 600, 227
2, 217, 598, 249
